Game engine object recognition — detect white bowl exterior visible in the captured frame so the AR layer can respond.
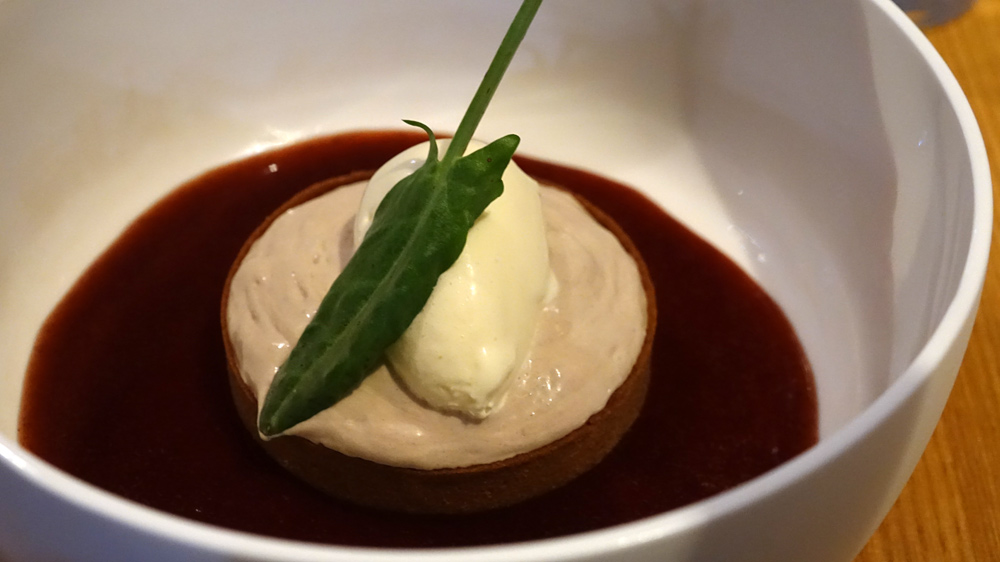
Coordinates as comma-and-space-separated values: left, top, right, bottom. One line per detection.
0, 0, 990, 561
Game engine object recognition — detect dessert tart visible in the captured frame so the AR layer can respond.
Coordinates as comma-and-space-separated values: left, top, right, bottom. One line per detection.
222, 169, 656, 514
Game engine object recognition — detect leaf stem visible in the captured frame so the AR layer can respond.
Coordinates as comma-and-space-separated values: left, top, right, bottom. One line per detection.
442, 0, 542, 165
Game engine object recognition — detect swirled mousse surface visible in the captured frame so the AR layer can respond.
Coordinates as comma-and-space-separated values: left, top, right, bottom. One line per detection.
225, 182, 647, 469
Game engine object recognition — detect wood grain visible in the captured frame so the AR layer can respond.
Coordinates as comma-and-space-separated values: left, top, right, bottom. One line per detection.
855, 1, 1000, 560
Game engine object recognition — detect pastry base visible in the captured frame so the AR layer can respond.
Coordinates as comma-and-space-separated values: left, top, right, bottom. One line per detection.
222, 171, 657, 514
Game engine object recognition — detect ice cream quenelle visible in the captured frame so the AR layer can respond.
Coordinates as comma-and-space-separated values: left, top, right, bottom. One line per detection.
353, 139, 558, 419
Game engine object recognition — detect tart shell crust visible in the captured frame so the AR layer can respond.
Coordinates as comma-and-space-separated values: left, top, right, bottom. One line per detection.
222, 170, 657, 514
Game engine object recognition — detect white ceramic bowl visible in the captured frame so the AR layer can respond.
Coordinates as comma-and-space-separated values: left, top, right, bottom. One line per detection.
0, 1, 990, 561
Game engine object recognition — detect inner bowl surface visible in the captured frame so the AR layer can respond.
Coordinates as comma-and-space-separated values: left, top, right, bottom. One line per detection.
0, 1, 990, 561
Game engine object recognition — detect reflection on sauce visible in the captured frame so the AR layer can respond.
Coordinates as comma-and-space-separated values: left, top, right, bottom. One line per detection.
18, 130, 817, 547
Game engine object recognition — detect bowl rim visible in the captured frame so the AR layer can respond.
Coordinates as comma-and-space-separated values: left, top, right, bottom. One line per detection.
0, 0, 992, 559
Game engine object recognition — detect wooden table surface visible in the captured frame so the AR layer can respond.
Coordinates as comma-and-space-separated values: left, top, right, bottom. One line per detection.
855, 1, 1000, 560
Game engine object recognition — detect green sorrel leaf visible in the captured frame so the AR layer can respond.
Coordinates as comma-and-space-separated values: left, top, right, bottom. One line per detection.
258, 0, 541, 435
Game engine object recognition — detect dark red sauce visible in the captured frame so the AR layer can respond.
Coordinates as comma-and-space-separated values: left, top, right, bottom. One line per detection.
18, 130, 817, 547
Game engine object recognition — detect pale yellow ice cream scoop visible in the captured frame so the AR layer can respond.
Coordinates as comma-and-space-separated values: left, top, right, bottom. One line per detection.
354, 139, 557, 419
